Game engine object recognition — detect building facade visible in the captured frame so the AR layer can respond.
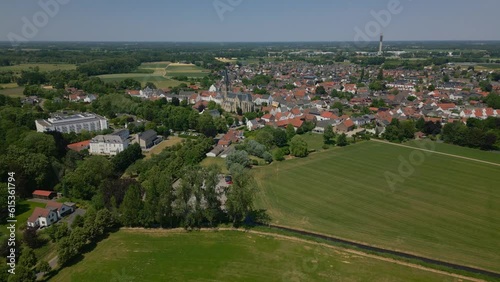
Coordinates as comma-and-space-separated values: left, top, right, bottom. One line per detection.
89, 129, 130, 156
35, 113, 108, 133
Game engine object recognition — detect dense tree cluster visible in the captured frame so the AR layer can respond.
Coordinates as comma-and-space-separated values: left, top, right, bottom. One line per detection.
442, 118, 500, 150
382, 119, 417, 143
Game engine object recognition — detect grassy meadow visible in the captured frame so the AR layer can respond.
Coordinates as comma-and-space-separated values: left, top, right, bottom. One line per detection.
165, 63, 210, 78
50, 229, 460, 282
254, 140, 500, 272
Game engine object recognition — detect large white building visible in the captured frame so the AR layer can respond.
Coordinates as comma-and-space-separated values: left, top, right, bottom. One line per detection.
89, 129, 130, 156
35, 113, 108, 133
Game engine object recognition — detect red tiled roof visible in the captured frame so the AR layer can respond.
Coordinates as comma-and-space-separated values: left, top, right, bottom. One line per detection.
46, 201, 63, 211
28, 207, 51, 223
67, 140, 90, 152
32, 190, 55, 197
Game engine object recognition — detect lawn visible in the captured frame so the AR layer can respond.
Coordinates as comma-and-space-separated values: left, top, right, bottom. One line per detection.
405, 140, 500, 164
254, 141, 500, 272
0, 200, 45, 239
200, 157, 229, 174
0, 86, 24, 97
143, 136, 184, 159
165, 63, 210, 78
300, 132, 326, 151
50, 229, 458, 282
0, 63, 76, 73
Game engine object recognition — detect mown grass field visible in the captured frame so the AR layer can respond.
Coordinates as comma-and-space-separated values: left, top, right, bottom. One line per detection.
165, 63, 210, 78
0, 63, 76, 73
97, 73, 184, 89
50, 229, 458, 282
254, 140, 500, 272
405, 140, 500, 164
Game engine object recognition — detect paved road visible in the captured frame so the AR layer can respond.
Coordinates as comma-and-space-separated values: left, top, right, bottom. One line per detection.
371, 139, 500, 167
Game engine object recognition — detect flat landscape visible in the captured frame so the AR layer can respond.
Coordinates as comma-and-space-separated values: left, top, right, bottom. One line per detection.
50, 229, 461, 282
165, 63, 211, 78
0, 63, 76, 73
254, 140, 500, 272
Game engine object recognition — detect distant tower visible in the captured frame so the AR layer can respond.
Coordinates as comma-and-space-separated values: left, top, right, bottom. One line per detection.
378, 33, 384, 56
223, 68, 230, 98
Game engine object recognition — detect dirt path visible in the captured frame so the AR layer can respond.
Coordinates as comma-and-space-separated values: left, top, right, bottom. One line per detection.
371, 139, 500, 167
121, 227, 484, 281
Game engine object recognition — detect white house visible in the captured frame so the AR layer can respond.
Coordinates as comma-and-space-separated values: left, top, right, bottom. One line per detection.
46, 201, 74, 218
27, 207, 58, 228
90, 129, 130, 156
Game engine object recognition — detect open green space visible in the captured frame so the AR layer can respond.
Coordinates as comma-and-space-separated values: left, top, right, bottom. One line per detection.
139, 61, 171, 69
165, 63, 210, 78
0, 63, 76, 73
0, 86, 25, 97
50, 229, 458, 282
254, 141, 500, 272
97, 73, 184, 89
0, 200, 45, 239
405, 140, 500, 164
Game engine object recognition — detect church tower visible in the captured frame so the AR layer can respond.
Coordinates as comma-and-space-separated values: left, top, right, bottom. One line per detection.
223, 68, 230, 99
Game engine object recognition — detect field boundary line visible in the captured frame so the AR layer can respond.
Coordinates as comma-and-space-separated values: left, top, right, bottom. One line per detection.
371, 139, 500, 167
121, 227, 485, 281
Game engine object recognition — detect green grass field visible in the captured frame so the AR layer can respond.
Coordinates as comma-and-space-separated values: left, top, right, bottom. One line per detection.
0, 200, 45, 239
0, 86, 24, 97
50, 229, 459, 282
0, 63, 76, 73
97, 73, 184, 89
254, 141, 500, 272
165, 63, 210, 78
405, 140, 500, 164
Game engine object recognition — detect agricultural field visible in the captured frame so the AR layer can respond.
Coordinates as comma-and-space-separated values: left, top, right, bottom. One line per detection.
0, 63, 76, 73
165, 63, 211, 78
254, 140, 500, 272
97, 73, 184, 89
50, 229, 460, 282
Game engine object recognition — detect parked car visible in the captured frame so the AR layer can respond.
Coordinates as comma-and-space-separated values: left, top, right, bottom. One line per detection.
225, 175, 233, 185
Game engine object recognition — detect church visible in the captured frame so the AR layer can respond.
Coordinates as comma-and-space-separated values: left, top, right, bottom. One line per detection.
220, 69, 254, 113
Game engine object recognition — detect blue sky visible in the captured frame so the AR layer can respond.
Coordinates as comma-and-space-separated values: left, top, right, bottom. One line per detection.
0, 0, 498, 42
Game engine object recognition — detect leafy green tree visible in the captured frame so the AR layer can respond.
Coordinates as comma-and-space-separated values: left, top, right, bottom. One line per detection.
18, 247, 37, 269
323, 125, 336, 145
57, 237, 78, 266
36, 260, 51, 276
286, 124, 296, 141
485, 93, 500, 109
337, 133, 348, 147
226, 169, 256, 224
273, 128, 288, 147
262, 152, 273, 163
226, 150, 250, 169
120, 184, 144, 227
63, 156, 114, 200
273, 149, 286, 161
112, 143, 143, 173
289, 135, 308, 157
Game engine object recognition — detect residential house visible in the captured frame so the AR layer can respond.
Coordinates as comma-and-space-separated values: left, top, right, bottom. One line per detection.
137, 130, 160, 149
27, 207, 58, 228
